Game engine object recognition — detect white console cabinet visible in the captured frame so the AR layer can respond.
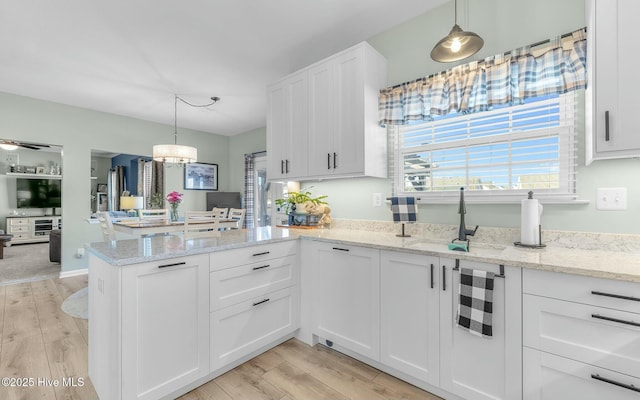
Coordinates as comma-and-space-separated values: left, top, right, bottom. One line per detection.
5, 216, 61, 245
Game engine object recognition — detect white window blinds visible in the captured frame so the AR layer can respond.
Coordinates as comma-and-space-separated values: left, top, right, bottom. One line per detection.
395, 92, 578, 202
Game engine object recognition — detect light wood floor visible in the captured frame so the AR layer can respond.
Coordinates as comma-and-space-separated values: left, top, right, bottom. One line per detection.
0, 276, 441, 400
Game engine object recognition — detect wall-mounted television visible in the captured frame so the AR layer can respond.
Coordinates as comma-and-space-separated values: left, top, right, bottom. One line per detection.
16, 178, 62, 209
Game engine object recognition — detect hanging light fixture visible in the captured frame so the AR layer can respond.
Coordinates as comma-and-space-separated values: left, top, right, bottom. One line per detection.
152, 95, 220, 164
0, 143, 18, 151
430, 0, 484, 63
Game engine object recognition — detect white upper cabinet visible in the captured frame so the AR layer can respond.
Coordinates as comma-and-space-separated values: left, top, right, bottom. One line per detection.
267, 41, 388, 181
267, 71, 309, 180
587, 0, 640, 163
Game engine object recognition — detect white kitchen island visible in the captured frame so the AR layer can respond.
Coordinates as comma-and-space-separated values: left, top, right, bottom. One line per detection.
87, 228, 300, 400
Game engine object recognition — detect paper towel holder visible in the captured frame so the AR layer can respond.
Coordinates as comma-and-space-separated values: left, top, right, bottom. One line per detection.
514, 224, 546, 248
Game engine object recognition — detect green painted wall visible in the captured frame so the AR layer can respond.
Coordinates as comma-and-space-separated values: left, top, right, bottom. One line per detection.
0, 92, 229, 273
228, 127, 267, 198
301, 0, 640, 235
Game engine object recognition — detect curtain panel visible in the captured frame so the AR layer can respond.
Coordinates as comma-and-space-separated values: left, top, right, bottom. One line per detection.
378, 28, 587, 126
243, 154, 255, 229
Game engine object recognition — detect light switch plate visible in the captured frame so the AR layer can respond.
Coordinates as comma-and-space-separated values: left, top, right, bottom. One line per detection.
596, 187, 627, 210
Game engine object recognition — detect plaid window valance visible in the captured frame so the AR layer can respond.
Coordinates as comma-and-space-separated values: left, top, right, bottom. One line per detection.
378, 28, 587, 126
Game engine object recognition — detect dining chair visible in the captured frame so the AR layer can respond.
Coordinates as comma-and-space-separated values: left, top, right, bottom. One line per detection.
211, 207, 228, 219
139, 209, 169, 221
228, 208, 246, 229
184, 211, 221, 238
96, 211, 116, 241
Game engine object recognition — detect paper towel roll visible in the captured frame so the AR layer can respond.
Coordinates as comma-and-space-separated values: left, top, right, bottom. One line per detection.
521, 198, 543, 245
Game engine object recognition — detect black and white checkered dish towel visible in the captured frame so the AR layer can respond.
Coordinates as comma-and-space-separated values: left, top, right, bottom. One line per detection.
390, 197, 417, 222
457, 267, 495, 338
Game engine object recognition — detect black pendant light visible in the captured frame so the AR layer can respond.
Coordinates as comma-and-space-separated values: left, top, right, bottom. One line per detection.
430, 0, 484, 63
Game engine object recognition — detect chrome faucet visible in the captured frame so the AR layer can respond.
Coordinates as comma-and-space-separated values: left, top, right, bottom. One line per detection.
452, 187, 478, 250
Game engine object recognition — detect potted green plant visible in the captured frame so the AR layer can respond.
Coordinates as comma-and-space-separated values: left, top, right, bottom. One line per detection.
275, 191, 328, 225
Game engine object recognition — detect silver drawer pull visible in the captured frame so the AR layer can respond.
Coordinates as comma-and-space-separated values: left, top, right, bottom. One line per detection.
252, 251, 270, 257
252, 298, 270, 307
591, 290, 640, 302
591, 374, 640, 393
252, 264, 270, 271
158, 261, 186, 269
591, 314, 640, 327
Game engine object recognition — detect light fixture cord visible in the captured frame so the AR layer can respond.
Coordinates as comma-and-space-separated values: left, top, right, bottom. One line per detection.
173, 95, 221, 145
454, 0, 458, 25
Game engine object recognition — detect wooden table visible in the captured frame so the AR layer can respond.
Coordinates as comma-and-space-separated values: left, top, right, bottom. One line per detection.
113, 219, 239, 236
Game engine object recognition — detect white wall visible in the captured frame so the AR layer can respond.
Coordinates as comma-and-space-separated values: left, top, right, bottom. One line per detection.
0, 92, 230, 273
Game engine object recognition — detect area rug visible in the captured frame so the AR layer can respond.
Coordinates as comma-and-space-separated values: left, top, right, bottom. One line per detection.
61, 287, 88, 320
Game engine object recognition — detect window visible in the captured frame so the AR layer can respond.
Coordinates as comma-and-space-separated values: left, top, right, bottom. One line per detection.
394, 92, 578, 202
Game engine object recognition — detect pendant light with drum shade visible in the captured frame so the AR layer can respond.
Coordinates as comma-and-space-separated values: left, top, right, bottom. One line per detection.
430, 0, 484, 63
152, 95, 220, 164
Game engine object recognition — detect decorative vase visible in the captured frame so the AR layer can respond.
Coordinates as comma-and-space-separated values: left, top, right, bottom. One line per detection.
170, 203, 180, 222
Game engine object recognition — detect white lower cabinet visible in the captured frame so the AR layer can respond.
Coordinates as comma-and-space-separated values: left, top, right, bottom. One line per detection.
89, 254, 210, 400
305, 245, 522, 400
308, 241, 381, 360
211, 287, 299, 370
523, 268, 640, 399
210, 242, 300, 372
439, 259, 522, 400
380, 250, 440, 386
524, 347, 640, 400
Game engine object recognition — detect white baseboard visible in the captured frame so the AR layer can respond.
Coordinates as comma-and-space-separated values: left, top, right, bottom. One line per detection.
59, 268, 88, 278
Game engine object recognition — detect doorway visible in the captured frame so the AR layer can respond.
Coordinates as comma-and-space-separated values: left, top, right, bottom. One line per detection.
253, 155, 271, 228
0, 140, 63, 285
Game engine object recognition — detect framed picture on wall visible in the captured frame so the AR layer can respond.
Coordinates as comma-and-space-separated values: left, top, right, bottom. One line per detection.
184, 162, 218, 191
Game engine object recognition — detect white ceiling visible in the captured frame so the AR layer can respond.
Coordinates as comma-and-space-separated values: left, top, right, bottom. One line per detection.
0, 0, 446, 136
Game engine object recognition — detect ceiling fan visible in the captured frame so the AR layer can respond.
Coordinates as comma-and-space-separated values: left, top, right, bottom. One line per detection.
0, 140, 51, 151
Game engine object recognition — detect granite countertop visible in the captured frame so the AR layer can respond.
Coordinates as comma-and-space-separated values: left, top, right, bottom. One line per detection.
86, 227, 298, 266
86, 226, 640, 283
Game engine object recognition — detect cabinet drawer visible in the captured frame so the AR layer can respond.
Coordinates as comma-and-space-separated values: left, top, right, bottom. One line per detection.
523, 269, 640, 314
210, 255, 298, 311
524, 347, 640, 400
210, 240, 297, 271
524, 294, 640, 378
10, 233, 30, 240
9, 218, 29, 226
9, 225, 29, 233
210, 286, 299, 371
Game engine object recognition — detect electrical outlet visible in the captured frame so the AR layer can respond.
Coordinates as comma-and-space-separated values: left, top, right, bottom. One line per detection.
76, 247, 85, 258
596, 187, 627, 211
373, 193, 382, 207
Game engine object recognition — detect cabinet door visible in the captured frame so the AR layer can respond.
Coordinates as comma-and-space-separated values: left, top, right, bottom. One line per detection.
210, 286, 299, 370
307, 61, 335, 177
310, 241, 380, 360
121, 254, 210, 400
439, 259, 522, 400
524, 347, 640, 400
591, 0, 640, 158
332, 48, 365, 176
267, 72, 308, 180
380, 251, 439, 386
